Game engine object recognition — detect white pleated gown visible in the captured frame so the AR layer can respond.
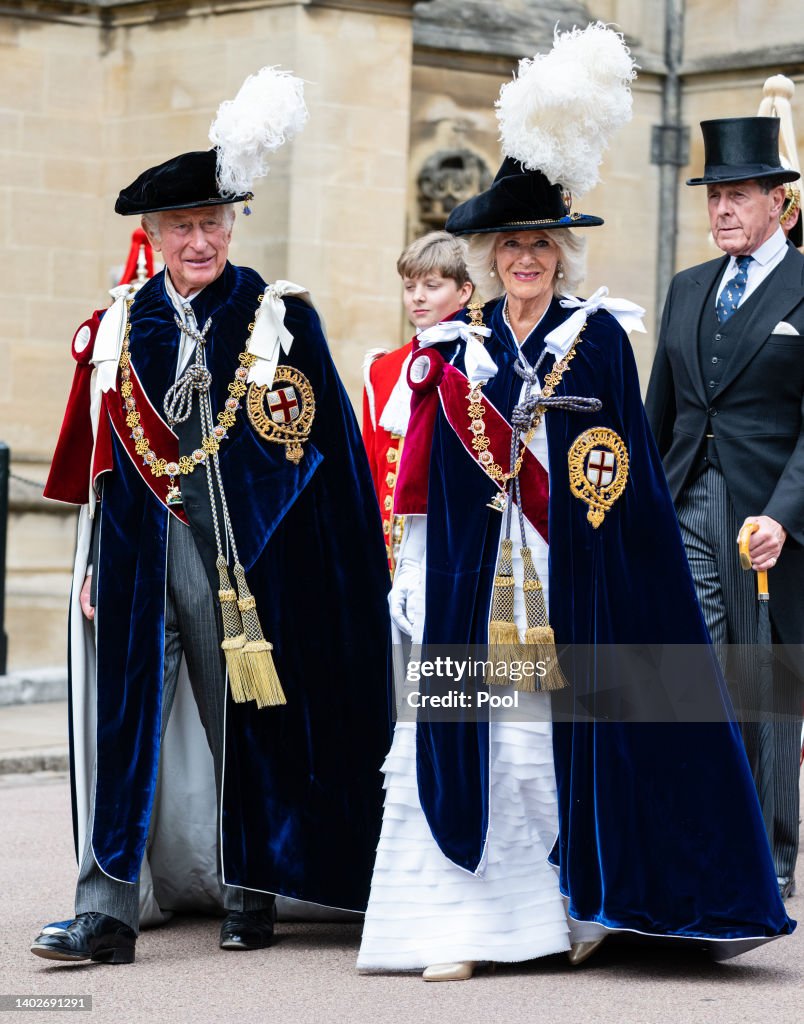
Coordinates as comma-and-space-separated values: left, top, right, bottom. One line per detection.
357, 361, 604, 971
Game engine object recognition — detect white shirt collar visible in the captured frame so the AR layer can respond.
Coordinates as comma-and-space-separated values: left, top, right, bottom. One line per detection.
745, 226, 787, 268
164, 270, 202, 321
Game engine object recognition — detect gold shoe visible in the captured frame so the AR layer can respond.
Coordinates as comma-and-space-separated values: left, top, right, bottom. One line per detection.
422, 961, 476, 982
567, 938, 606, 966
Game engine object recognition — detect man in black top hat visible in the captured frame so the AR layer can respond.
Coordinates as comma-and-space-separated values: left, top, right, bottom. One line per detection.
646, 117, 804, 900
32, 140, 392, 964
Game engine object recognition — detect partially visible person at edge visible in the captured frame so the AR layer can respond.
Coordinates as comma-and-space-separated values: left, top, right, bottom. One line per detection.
362, 231, 472, 575
357, 23, 794, 983
32, 68, 391, 965
645, 110, 804, 903
757, 75, 802, 250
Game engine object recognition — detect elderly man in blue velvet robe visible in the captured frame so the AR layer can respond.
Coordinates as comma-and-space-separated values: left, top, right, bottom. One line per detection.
33, 148, 391, 965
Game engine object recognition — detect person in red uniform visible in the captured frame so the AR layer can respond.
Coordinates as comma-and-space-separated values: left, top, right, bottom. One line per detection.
362, 231, 472, 574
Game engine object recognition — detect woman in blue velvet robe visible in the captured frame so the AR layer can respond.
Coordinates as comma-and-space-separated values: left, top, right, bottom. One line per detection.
357, 156, 793, 981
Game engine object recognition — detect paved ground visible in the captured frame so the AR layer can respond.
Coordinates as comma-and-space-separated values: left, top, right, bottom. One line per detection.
0, 770, 801, 1024
0, 702, 68, 773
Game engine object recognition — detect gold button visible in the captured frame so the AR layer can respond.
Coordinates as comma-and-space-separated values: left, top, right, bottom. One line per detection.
384, 495, 393, 511
383, 520, 391, 534
385, 472, 397, 489
386, 447, 399, 464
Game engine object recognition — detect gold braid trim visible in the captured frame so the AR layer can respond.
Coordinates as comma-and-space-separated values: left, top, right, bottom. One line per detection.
119, 296, 261, 478
467, 309, 586, 486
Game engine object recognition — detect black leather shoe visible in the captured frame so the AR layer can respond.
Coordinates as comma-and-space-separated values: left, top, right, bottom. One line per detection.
39, 919, 72, 937
31, 913, 136, 964
778, 876, 796, 900
219, 909, 275, 951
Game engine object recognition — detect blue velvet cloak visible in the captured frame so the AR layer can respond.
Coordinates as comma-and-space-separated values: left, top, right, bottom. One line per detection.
92, 264, 391, 911
416, 296, 793, 940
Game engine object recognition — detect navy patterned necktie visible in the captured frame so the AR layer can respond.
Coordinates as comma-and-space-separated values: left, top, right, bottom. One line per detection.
716, 255, 752, 323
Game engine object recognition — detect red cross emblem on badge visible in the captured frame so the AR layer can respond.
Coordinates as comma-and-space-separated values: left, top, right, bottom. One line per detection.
586, 448, 615, 487
267, 386, 300, 424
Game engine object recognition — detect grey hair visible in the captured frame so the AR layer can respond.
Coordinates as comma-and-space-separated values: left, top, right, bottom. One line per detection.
141, 204, 236, 242
462, 228, 587, 302
754, 176, 788, 195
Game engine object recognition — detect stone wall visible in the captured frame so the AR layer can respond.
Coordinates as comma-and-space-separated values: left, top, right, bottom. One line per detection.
0, 0, 418, 669
684, 0, 804, 69
1, 13, 108, 670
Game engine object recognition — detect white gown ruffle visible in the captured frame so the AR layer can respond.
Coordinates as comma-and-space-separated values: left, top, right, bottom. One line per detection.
357, 705, 574, 970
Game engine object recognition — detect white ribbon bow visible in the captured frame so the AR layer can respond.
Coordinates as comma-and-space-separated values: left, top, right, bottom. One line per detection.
417, 320, 496, 384
378, 352, 414, 437
92, 284, 136, 394
247, 280, 314, 388
544, 286, 647, 358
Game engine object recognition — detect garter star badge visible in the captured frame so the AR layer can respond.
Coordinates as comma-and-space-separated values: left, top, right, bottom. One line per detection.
568, 427, 629, 528
246, 366, 315, 464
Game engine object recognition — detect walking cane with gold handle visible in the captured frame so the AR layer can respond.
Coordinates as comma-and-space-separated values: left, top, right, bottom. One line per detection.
738, 522, 769, 598
737, 522, 774, 842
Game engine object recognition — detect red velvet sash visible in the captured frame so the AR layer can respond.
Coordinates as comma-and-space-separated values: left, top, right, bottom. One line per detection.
437, 363, 549, 544
105, 365, 190, 524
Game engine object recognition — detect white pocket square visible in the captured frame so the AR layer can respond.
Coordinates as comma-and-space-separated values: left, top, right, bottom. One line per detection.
772, 321, 800, 335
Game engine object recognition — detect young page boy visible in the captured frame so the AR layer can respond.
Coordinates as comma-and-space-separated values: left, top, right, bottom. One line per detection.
362, 231, 473, 574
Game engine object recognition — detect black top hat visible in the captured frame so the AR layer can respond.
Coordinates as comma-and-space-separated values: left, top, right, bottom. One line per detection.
687, 117, 800, 187
445, 157, 603, 235
115, 149, 251, 216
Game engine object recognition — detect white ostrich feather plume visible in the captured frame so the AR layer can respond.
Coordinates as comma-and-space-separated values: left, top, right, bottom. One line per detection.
496, 22, 637, 197
209, 66, 308, 197
758, 75, 800, 176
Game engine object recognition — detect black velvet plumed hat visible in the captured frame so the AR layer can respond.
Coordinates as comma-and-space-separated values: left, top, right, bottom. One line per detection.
115, 149, 251, 216
443, 23, 637, 237
115, 67, 309, 216
687, 117, 800, 187
445, 157, 603, 235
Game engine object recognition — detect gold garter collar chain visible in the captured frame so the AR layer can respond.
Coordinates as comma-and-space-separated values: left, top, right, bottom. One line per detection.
465, 300, 586, 506
117, 294, 285, 710
119, 298, 258, 500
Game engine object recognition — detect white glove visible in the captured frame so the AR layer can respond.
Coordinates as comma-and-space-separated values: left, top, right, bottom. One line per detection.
389, 515, 426, 638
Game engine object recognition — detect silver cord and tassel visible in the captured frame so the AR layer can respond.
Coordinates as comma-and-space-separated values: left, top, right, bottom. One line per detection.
487, 349, 601, 692
164, 309, 285, 708
163, 312, 214, 425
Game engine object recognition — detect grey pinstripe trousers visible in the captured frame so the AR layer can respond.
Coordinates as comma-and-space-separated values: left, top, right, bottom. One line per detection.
75, 516, 272, 931
678, 465, 801, 880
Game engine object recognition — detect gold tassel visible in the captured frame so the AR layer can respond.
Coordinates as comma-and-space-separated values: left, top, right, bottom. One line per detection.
486, 538, 522, 684
521, 547, 568, 692
233, 562, 286, 708
523, 625, 567, 691
216, 556, 252, 703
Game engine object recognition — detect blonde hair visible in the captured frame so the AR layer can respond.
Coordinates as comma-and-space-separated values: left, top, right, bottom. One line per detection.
397, 230, 471, 287
463, 228, 587, 302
